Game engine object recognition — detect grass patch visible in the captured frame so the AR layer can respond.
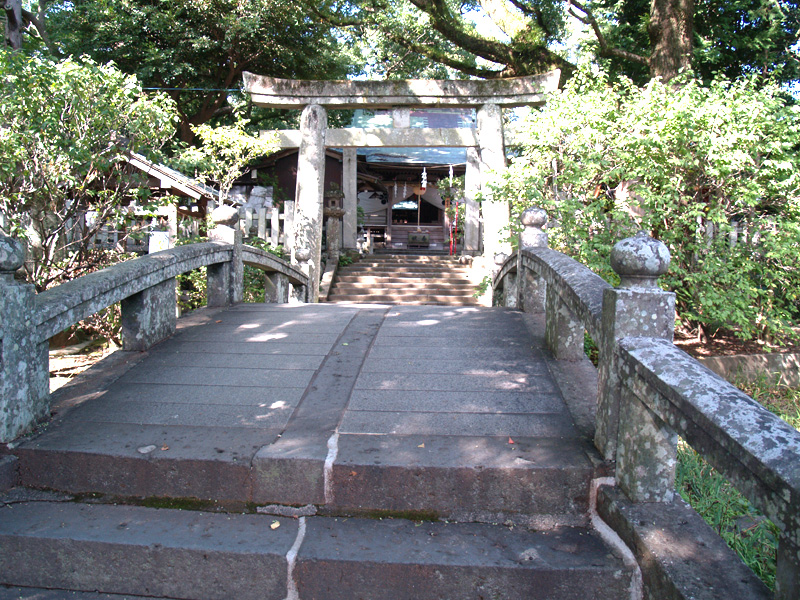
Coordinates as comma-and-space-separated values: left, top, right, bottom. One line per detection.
675, 375, 800, 591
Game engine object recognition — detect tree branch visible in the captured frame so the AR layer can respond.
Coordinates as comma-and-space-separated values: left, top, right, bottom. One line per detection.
20, 6, 60, 56
567, 0, 648, 65
387, 32, 505, 78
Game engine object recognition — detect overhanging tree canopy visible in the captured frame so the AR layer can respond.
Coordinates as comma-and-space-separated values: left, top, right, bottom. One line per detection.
306, 0, 798, 84
34, 0, 360, 139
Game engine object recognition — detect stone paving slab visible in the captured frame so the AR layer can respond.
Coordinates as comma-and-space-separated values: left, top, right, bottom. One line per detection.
151, 339, 333, 356
366, 344, 539, 360
61, 382, 303, 408
115, 365, 316, 388
339, 410, 578, 437
360, 357, 552, 375
0, 502, 296, 600
171, 329, 342, 344
347, 389, 568, 414
145, 350, 325, 371
59, 398, 296, 429
0, 588, 173, 600
353, 372, 559, 394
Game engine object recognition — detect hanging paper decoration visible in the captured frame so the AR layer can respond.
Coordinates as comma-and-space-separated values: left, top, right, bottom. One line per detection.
403, 181, 407, 198
420, 167, 427, 194
393, 181, 398, 200
449, 164, 453, 182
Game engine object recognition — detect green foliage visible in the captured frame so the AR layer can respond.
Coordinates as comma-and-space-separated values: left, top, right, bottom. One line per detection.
42, 0, 361, 136
0, 50, 177, 290
170, 121, 279, 203
497, 67, 800, 341
338, 254, 354, 267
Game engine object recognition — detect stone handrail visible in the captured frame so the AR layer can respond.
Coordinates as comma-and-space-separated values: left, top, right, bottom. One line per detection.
0, 218, 308, 444
35, 242, 233, 343
492, 207, 798, 599
241, 245, 305, 285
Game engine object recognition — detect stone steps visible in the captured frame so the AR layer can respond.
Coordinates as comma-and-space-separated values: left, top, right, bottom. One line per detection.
0, 501, 634, 600
329, 255, 479, 305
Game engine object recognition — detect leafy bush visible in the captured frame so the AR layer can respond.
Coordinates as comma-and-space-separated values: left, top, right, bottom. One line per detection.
497, 68, 800, 342
0, 51, 177, 291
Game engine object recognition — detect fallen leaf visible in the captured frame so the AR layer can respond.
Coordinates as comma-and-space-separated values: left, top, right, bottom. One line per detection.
417, 443, 425, 448
137, 445, 156, 455
215, 320, 222, 323
161, 445, 169, 451
270, 521, 280, 530
342, 342, 349, 346
508, 437, 515, 444
350, 471, 357, 477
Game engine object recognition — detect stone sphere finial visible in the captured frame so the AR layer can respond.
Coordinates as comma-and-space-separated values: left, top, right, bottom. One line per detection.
519, 207, 549, 250
611, 231, 670, 289
0, 234, 25, 279
494, 252, 509, 266
295, 247, 311, 262
520, 207, 548, 229
210, 204, 239, 227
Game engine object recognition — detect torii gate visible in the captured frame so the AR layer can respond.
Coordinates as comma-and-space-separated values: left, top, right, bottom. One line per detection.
243, 71, 561, 301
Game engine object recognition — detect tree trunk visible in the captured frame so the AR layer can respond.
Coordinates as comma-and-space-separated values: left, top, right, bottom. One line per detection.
648, 0, 694, 81
4, 0, 22, 49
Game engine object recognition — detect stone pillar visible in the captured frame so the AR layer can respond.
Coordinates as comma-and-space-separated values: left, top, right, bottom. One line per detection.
503, 272, 518, 309
207, 205, 243, 307
518, 207, 548, 313
290, 281, 307, 304
464, 147, 481, 253
0, 235, 50, 443
615, 382, 678, 502
265, 272, 290, 303
545, 286, 584, 360
121, 278, 177, 351
776, 538, 800, 600
293, 104, 327, 303
342, 148, 358, 249
595, 232, 675, 461
477, 103, 508, 264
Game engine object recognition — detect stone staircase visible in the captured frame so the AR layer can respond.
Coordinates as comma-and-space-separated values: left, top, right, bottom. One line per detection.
0, 304, 635, 600
328, 254, 481, 305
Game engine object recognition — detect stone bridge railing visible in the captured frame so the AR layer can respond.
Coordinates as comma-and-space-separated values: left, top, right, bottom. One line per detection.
0, 213, 308, 445
494, 208, 799, 600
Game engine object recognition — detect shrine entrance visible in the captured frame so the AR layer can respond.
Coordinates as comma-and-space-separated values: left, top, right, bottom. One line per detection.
242, 71, 561, 300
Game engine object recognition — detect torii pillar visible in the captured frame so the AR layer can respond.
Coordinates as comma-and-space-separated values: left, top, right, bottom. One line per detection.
477, 103, 509, 263
293, 104, 327, 302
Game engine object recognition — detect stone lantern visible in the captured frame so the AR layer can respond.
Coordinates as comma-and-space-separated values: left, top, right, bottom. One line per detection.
323, 185, 346, 262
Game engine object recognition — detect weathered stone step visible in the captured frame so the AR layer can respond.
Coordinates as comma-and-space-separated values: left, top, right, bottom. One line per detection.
340, 265, 472, 275
334, 274, 474, 284
327, 293, 480, 304
0, 502, 634, 600
331, 282, 476, 292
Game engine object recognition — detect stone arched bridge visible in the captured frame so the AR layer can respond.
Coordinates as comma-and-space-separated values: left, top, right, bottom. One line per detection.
0, 213, 797, 600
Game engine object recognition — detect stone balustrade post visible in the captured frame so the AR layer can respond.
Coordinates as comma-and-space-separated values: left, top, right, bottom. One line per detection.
207, 206, 243, 307
777, 538, 800, 600
265, 272, 289, 303
595, 232, 676, 467
121, 277, 177, 352
518, 207, 548, 313
0, 235, 50, 443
